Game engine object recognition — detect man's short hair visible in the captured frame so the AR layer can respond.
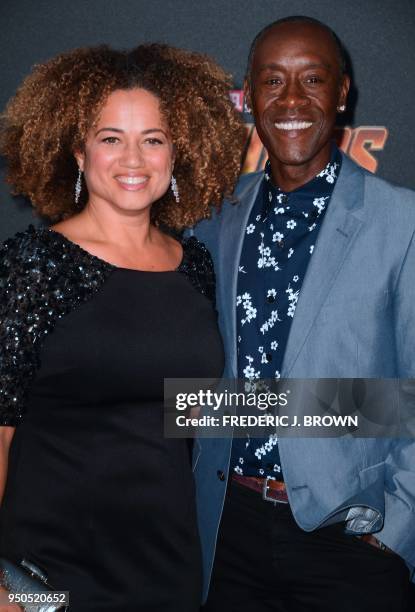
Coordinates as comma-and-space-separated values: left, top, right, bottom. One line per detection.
246, 15, 347, 82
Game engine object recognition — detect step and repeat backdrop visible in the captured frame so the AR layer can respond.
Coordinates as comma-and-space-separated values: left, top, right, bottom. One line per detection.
1, 0, 414, 241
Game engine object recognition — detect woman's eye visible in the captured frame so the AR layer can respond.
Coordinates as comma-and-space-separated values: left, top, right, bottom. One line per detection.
102, 136, 119, 144
145, 138, 163, 145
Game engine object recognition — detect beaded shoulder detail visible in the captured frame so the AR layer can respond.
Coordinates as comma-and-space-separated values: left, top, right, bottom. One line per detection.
0, 228, 216, 425
0, 226, 114, 425
178, 236, 216, 305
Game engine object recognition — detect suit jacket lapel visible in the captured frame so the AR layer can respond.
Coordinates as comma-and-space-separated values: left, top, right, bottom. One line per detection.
282, 155, 366, 376
218, 174, 263, 376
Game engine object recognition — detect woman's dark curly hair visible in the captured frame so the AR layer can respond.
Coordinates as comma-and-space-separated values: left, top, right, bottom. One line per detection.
1, 44, 245, 229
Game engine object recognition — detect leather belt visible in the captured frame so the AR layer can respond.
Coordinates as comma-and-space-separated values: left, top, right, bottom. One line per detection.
232, 474, 289, 504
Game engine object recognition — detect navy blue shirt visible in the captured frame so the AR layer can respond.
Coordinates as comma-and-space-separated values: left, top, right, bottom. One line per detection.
231, 145, 342, 479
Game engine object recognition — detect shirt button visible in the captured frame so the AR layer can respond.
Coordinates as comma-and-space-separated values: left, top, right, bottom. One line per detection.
266, 295, 275, 303
277, 240, 284, 249
266, 353, 272, 362
280, 194, 288, 203
217, 470, 226, 481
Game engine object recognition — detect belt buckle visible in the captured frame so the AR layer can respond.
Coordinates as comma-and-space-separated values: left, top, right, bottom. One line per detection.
262, 477, 288, 505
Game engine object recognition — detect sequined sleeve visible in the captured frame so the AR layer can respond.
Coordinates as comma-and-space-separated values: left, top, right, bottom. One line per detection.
178, 237, 216, 306
0, 226, 114, 426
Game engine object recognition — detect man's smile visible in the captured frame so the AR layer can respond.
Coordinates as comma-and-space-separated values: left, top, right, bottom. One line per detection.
274, 120, 313, 131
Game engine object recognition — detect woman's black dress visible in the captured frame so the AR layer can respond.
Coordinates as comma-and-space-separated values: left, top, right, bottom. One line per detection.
0, 227, 224, 611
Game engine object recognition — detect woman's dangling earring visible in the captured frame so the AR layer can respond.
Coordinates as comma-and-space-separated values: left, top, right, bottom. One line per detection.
171, 175, 180, 203
75, 167, 82, 204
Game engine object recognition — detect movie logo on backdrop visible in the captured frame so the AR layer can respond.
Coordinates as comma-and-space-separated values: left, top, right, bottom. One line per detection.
230, 90, 388, 175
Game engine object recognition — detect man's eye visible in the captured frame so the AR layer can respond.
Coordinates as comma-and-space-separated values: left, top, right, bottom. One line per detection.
306, 76, 322, 84
102, 136, 119, 144
266, 78, 282, 86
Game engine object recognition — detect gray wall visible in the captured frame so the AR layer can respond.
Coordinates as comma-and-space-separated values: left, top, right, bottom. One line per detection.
1, 0, 414, 241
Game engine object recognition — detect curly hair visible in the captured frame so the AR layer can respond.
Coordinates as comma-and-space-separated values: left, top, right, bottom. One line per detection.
1, 44, 245, 229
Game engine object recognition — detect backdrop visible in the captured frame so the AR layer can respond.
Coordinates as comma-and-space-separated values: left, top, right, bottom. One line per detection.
1, 0, 414, 241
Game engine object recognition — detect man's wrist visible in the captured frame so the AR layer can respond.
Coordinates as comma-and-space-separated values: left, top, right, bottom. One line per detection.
359, 533, 392, 553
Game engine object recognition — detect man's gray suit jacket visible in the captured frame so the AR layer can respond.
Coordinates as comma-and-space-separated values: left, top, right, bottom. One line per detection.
191, 153, 415, 600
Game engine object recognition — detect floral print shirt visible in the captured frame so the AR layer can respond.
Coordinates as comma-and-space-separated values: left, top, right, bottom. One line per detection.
231, 145, 342, 479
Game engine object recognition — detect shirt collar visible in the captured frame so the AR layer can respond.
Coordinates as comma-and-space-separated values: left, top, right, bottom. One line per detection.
262, 144, 342, 220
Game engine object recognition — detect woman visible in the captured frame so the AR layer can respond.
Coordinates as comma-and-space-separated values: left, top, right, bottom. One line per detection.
0, 44, 245, 610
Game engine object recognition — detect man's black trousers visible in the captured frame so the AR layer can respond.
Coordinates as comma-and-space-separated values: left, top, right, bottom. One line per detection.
203, 479, 411, 612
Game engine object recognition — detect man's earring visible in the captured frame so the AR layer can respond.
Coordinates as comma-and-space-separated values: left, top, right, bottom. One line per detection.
171, 175, 180, 203
337, 104, 346, 113
75, 167, 82, 204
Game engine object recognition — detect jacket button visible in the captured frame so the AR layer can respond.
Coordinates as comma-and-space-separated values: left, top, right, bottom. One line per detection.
217, 470, 225, 481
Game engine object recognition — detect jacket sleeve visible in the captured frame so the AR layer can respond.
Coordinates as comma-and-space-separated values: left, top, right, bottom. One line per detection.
393, 228, 415, 378
375, 229, 415, 570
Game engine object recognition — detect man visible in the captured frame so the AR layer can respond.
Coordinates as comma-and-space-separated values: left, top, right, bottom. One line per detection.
192, 16, 415, 612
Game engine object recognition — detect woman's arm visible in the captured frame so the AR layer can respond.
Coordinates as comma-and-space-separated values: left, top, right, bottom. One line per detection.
0, 427, 22, 612
0, 427, 15, 506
